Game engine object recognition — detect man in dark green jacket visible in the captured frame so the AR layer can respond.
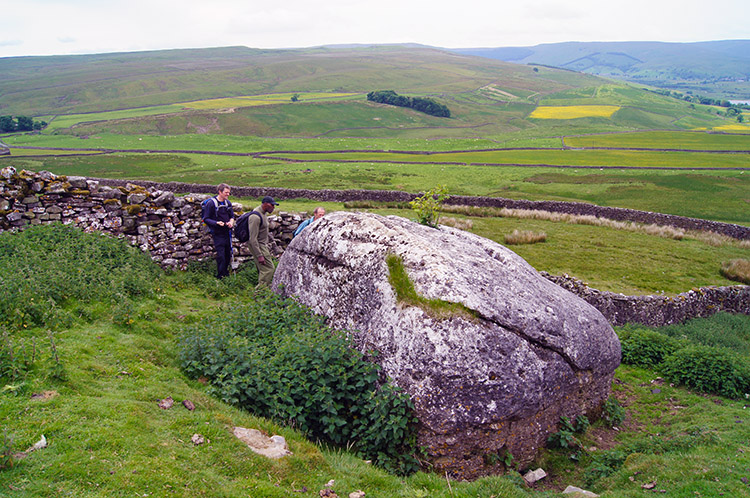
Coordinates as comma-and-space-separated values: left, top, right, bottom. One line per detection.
247, 196, 279, 288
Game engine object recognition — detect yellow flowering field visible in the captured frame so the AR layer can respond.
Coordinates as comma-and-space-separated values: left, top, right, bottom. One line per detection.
181, 92, 358, 110
710, 123, 750, 132
529, 105, 620, 119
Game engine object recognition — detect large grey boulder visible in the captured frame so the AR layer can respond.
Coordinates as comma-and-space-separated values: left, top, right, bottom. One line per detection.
273, 211, 620, 479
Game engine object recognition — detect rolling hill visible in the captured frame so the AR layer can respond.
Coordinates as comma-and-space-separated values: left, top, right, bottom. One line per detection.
0, 45, 741, 139
451, 40, 750, 101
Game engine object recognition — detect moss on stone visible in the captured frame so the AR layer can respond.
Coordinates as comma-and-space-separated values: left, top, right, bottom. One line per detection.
125, 204, 143, 215
386, 253, 479, 321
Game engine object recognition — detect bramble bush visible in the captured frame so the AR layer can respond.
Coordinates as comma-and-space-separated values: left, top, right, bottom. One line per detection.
179, 292, 421, 475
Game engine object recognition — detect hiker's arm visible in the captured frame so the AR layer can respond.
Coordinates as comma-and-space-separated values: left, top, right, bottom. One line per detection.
247, 216, 262, 259
202, 203, 220, 228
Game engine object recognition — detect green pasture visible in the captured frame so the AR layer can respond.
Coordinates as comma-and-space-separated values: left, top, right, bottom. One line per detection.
565, 130, 750, 150
41, 94, 740, 139
3, 152, 749, 224
2, 148, 104, 157
40, 93, 362, 133
360, 207, 748, 295
1, 132, 562, 153
260, 148, 750, 169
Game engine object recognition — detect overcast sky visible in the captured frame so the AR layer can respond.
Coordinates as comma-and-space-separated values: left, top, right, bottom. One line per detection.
1, 0, 748, 58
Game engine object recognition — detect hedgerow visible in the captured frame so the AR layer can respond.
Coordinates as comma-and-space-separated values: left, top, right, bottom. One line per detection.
178, 293, 420, 475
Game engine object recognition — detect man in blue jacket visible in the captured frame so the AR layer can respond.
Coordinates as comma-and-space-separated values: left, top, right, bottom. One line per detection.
293, 207, 325, 237
202, 183, 235, 278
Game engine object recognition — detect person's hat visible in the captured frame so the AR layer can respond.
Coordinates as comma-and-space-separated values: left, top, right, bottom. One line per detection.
262, 196, 279, 206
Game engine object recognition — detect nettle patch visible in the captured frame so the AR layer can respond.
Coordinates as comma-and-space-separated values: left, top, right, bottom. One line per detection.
178, 292, 421, 475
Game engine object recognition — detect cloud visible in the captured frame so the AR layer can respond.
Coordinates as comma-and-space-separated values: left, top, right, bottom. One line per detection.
0, 40, 23, 47
57, 37, 77, 44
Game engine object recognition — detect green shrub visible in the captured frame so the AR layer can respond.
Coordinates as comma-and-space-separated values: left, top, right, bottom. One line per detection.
179, 293, 420, 475
661, 345, 750, 399
0, 223, 161, 330
655, 312, 750, 356
409, 185, 449, 228
618, 327, 684, 368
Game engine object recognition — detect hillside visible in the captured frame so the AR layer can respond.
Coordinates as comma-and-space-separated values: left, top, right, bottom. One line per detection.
451, 40, 750, 101
1, 45, 741, 140
0, 45, 601, 117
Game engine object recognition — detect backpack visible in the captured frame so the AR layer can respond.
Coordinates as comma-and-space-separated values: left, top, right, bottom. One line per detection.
201, 197, 219, 222
202, 197, 233, 224
233, 211, 262, 243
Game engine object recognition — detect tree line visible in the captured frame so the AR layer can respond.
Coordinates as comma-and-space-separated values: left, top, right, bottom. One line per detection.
366, 90, 451, 118
649, 89, 747, 122
0, 116, 47, 133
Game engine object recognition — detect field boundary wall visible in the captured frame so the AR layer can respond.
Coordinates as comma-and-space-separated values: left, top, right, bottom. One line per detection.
88, 176, 750, 240
1, 167, 747, 325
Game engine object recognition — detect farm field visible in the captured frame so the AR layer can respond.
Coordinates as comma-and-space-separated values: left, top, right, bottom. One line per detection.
564, 130, 750, 150
529, 105, 620, 119
258, 148, 750, 169
3, 150, 749, 225
41, 92, 361, 132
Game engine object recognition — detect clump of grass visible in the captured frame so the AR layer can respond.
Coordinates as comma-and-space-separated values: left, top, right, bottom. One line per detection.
720, 258, 750, 284
386, 253, 478, 320
503, 229, 547, 245
438, 216, 473, 230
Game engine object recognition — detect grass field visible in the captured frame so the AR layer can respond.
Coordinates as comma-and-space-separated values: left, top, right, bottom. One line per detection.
564, 130, 750, 150
258, 148, 750, 169
3, 148, 749, 225
40, 93, 361, 133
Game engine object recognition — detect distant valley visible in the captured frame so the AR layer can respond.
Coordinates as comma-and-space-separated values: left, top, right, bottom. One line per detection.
450, 40, 750, 101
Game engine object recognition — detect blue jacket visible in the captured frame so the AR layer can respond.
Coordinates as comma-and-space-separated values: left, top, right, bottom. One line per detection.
293, 217, 313, 237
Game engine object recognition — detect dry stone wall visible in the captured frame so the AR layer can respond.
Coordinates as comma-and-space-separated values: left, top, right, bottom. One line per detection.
1, 167, 746, 325
542, 272, 749, 327
87, 177, 750, 240
0, 167, 304, 269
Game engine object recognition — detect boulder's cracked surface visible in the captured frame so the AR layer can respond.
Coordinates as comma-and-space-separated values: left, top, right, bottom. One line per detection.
274, 211, 620, 478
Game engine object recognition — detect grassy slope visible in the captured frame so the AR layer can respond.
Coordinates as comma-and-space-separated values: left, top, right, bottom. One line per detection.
0, 46, 582, 117
2, 264, 749, 498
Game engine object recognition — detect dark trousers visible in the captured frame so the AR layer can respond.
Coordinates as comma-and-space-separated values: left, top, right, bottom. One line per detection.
213, 233, 232, 278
